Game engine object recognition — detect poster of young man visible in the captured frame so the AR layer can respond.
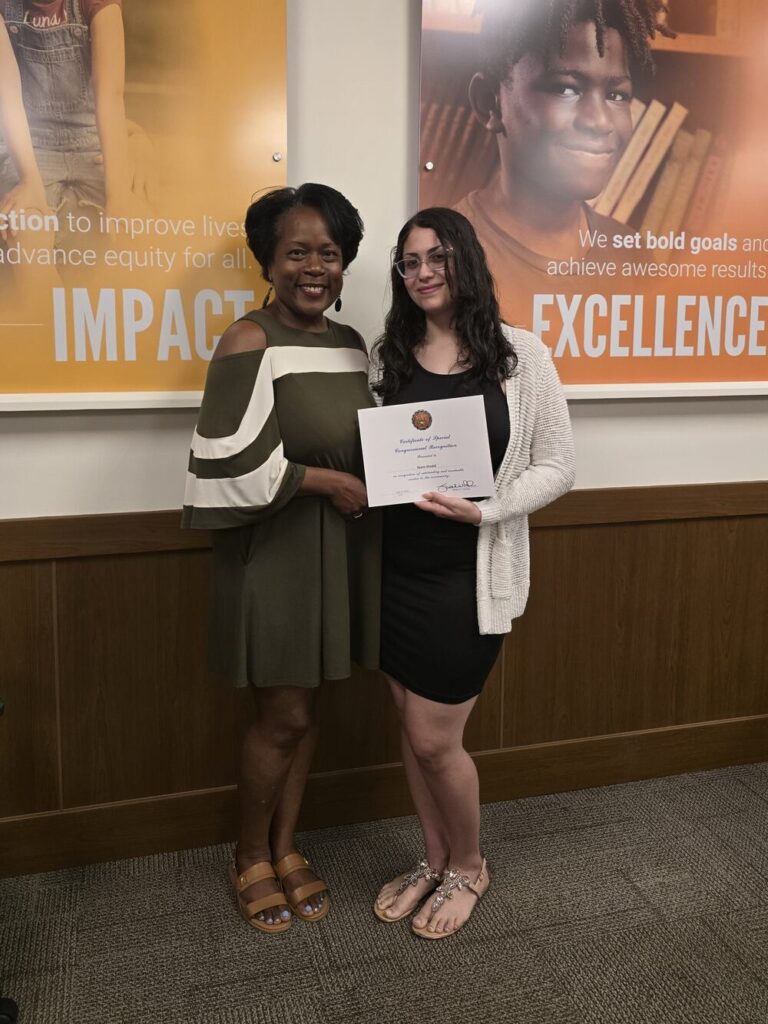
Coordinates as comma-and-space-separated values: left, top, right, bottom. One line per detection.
0, 0, 286, 403
420, 0, 768, 392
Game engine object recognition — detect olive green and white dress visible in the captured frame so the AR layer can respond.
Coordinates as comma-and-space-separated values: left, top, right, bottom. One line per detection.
182, 310, 380, 688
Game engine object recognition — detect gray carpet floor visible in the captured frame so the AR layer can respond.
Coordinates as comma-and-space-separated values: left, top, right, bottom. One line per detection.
2, 763, 768, 1024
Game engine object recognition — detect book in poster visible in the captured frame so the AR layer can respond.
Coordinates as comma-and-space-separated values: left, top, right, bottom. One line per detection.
0, 0, 286, 401
420, 0, 768, 390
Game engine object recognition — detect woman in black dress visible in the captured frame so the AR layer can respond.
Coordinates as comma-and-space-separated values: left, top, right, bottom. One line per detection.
370, 208, 574, 939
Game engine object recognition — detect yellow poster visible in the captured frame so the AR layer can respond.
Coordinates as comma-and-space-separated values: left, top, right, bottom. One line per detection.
0, 0, 286, 402
420, 0, 768, 393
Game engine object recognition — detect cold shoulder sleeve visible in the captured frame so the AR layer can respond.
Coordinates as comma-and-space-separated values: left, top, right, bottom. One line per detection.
181, 349, 306, 529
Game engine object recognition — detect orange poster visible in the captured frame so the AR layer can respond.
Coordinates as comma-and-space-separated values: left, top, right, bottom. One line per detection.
420, 0, 768, 393
0, 0, 286, 404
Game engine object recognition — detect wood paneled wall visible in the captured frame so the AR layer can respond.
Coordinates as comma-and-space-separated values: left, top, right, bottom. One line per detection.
1, 483, 767, 876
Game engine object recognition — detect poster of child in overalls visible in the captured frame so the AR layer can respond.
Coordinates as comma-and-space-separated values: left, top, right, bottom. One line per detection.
0, 0, 286, 402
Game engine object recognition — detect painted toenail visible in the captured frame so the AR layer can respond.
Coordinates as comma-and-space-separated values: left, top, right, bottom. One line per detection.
281, 909, 291, 920
304, 903, 312, 913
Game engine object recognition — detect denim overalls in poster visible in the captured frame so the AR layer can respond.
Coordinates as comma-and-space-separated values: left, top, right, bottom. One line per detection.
0, 0, 106, 220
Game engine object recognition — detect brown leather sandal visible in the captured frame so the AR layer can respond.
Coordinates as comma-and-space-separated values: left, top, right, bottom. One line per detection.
228, 860, 292, 933
273, 852, 330, 922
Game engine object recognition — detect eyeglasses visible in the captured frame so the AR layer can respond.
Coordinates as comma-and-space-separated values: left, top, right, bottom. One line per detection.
393, 248, 453, 279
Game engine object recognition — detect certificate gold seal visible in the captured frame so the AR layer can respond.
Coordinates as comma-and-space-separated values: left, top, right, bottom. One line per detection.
411, 409, 432, 431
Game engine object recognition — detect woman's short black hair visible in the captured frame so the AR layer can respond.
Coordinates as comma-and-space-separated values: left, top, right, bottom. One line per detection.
372, 207, 515, 399
475, 0, 675, 82
244, 183, 364, 280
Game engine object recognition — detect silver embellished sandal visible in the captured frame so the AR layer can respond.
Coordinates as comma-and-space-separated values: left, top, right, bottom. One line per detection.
373, 858, 443, 922
411, 858, 488, 939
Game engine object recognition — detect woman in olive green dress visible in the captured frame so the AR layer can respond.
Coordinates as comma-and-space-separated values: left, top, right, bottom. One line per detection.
183, 183, 379, 933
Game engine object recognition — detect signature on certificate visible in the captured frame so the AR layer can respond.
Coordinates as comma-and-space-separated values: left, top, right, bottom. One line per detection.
438, 479, 476, 492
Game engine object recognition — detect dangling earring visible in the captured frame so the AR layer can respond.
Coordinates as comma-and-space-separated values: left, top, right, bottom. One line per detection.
334, 297, 342, 312
261, 284, 273, 309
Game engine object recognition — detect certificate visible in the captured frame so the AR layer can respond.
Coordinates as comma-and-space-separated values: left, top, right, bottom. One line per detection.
358, 395, 496, 507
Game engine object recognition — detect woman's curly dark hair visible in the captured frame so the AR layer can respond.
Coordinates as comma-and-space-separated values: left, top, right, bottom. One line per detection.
475, 0, 675, 82
244, 183, 364, 280
372, 208, 516, 400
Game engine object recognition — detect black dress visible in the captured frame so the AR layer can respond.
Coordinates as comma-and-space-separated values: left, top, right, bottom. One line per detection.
380, 361, 510, 704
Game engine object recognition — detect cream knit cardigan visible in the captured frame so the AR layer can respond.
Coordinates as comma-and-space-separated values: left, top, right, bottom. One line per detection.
369, 325, 576, 635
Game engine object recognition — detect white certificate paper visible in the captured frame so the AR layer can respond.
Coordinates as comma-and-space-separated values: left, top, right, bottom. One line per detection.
358, 395, 496, 507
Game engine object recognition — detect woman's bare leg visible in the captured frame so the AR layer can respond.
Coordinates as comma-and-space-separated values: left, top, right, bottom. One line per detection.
269, 702, 327, 917
402, 691, 490, 935
375, 676, 450, 919
236, 685, 317, 926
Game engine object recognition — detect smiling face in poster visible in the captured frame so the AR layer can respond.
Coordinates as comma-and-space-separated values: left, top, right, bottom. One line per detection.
421, 0, 768, 391
486, 22, 633, 205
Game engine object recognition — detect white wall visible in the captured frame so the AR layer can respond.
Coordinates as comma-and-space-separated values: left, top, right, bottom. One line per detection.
0, 0, 765, 519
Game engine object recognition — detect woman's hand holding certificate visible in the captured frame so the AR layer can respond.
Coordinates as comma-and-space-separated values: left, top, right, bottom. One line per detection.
414, 490, 483, 524
358, 395, 495, 507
